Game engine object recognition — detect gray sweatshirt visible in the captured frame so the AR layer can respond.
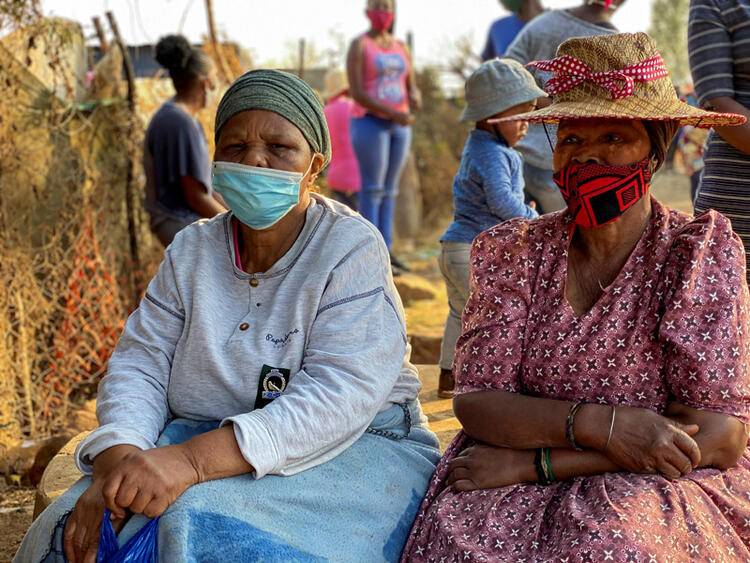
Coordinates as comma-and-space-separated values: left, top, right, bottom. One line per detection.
76, 195, 421, 478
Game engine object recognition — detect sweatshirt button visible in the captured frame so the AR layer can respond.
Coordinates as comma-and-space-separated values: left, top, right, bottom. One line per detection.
239, 323, 249, 331
249, 278, 259, 287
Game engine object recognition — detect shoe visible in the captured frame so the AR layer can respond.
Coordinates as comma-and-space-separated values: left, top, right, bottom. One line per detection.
438, 368, 455, 399
390, 253, 411, 273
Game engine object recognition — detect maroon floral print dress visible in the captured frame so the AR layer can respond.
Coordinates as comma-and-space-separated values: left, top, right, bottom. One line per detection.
403, 200, 750, 562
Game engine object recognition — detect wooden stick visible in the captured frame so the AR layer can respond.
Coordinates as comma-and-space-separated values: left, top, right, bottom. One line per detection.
204, 0, 232, 83
298, 38, 306, 80
92, 16, 109, 54
105, 10, 141, 304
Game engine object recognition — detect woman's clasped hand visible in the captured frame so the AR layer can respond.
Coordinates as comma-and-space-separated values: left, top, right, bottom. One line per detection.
99, 445, 200, 520
598, 405, 701, 479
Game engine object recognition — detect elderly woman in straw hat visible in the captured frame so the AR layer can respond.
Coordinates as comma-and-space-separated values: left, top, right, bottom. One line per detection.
403, 32, 750, 561
15, 69, 439, 563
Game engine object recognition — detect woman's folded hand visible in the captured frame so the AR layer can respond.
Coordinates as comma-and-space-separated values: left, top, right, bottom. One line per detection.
101, 444, 200, 519
446, 444, 535, 491
600, 405, 701, 479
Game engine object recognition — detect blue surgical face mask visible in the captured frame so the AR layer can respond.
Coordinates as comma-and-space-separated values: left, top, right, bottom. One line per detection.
211, 160, 312, 230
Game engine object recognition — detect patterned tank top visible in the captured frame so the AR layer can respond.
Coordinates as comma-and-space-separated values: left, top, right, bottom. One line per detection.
354, 33, 410, 118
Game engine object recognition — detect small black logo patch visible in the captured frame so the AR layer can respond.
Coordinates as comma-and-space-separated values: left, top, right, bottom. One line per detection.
254, 364, 290, 408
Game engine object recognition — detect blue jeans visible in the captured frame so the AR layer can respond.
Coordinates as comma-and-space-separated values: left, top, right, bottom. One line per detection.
351, 114, 412, 249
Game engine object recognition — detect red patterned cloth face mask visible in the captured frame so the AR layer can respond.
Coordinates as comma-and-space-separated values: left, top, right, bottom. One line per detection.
553, 158, 653, 229
366, 9, 394, 32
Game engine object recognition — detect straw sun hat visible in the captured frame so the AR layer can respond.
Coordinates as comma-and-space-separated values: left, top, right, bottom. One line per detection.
493, 32, 745, 128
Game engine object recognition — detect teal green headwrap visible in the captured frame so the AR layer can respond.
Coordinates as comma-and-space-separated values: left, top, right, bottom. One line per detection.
214, 69, 331, 165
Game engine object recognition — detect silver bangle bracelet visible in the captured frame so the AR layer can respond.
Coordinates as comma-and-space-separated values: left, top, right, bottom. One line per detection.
604, 406, 617, 451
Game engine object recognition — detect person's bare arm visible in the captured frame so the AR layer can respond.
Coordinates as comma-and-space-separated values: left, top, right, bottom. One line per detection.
182, 425, 253, 481
180, 176, 226, 218
403, 42, 421, 112
453, 391, 577, 449
453, 391, 701, 478
346, 37, 413, 125
703, 97, 750, 154
447, 444, 622, 491
667, 402, 748, 470
99, 425, 252, 520
448, 403, 749, 493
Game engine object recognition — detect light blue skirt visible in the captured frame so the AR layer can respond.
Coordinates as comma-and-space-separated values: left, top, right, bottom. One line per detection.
15, 402, 440, 563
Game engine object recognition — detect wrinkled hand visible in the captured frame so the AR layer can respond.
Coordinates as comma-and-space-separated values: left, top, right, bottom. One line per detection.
601, 405, 701, 479
102, 444, 199, 520
64, 480, 124, 563
446, 444, 534, 492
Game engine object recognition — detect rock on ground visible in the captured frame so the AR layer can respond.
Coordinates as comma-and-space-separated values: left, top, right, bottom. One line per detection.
394, 273, 440, 306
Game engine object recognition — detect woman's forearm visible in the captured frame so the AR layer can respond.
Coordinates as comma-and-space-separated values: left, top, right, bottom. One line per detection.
548, 448, 621, 481
703, 96, 750, 154
453, 391, 611, 450
181, 176, 226, 218
182, 425, 253, 483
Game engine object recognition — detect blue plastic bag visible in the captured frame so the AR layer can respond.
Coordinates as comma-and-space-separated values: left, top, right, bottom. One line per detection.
96, 510, 159, 563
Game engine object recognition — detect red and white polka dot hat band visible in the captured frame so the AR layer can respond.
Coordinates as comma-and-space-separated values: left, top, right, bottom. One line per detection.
490, 32, 746, 128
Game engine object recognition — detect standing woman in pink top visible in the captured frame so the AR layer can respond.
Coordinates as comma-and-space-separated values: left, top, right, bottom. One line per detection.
347, 0, 420, 272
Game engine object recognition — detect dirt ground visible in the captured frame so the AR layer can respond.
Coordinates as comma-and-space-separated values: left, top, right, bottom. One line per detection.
0, 171, 693, 561
0, 487, 35, 562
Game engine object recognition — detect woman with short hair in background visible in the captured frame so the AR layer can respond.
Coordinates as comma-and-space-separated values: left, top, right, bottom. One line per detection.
481, 0, 545, 61
144, 34, 225, 247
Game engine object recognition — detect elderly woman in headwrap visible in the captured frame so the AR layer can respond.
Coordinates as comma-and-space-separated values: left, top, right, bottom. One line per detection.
15, 70, 440, 563
403, 33, 750, 561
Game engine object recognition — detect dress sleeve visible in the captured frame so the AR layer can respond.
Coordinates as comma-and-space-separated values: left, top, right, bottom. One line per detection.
222, 225, 411, 478
75, 246, 186, 473
659, 211, 750, 422
454, 220, 532, 394
688, 0, 736, 105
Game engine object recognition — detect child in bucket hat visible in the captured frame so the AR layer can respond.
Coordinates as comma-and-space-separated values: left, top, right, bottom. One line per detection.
437, 58, 546, 398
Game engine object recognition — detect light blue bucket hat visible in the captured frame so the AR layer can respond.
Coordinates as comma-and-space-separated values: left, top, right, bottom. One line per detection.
460, 58, 547, 123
